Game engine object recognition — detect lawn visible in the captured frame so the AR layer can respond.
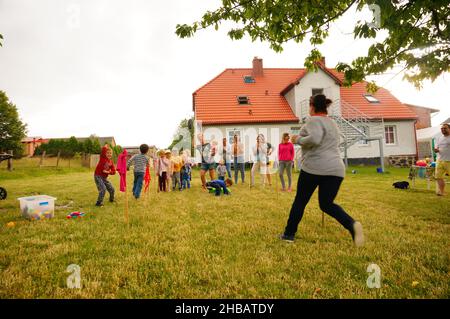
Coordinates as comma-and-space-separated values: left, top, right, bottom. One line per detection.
0, 161, 449, 298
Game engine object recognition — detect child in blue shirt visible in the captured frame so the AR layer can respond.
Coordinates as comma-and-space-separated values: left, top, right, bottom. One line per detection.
206, 178, 232, 196
181, 162, 192, 189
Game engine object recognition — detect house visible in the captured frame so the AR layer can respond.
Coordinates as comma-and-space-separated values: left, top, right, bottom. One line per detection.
21, 137, 49, 157
123, 145, 157, 158
74, 136, 116, 147
193, 57, 420, 166
405, 104, 440, 129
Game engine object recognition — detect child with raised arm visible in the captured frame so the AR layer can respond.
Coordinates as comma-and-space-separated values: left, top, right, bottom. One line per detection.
94, 145, 116, 206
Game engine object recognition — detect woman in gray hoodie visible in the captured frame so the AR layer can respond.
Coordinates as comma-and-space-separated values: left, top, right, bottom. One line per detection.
280, 94, 364, 247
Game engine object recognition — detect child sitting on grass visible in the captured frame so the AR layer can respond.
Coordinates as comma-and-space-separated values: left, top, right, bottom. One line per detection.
94, 145, 116, 207
206, 178, 232, 196
127, 144, 150, 199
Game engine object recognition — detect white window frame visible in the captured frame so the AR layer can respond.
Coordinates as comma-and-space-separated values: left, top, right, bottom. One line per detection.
384, 125, 397, 145
364, 94, 380, 103
226, 128, 243, 145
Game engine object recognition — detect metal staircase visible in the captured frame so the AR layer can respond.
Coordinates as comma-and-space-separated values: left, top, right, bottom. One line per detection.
298, 99, 385, 153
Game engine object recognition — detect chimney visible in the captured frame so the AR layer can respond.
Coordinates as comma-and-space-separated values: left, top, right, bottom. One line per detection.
252, 57, 263, 77
319, 57, 326, 66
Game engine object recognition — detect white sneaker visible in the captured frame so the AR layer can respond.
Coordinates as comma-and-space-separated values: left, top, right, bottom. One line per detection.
353, 221, 364, 247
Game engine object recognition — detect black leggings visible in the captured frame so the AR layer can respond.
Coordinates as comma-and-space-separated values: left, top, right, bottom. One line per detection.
284, 170, 355, 237
158, 172, 167, 192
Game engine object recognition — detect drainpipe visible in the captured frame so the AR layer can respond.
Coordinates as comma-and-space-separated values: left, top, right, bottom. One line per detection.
413, 120, 419, 161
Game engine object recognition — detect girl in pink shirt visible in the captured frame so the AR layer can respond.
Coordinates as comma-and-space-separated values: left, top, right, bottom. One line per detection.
278, 133, 295, 191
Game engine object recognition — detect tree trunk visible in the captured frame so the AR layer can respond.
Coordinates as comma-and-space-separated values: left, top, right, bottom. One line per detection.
56, 151, 61, 168
7, 150, 13, 171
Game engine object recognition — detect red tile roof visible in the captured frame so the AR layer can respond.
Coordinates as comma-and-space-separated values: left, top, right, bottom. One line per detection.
194, 67, 417, 125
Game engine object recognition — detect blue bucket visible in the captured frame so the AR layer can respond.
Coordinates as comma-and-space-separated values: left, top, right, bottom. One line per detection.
376, 167, 383, 173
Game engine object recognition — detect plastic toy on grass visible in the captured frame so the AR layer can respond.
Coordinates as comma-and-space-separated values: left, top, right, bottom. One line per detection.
207, 187, 231, 195
18, 195, 56, 220
66, 212, 86, 219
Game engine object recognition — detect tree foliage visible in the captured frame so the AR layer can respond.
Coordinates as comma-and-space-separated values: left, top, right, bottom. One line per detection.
176, 0, 450, 88
34, 136, 103, 158
168, 116, 195, 154
0, 91, 27, 156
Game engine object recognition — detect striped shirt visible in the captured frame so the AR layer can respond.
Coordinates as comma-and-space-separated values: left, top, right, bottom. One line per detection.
127, 154, 150, 173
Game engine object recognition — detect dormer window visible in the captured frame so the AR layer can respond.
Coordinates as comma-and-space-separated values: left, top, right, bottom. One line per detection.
312, 88, 323, 96
237, 96, 250, 105
243, 75, 255, 83
364, 94, 380, 103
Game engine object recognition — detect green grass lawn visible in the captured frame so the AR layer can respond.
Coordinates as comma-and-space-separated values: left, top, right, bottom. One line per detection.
0, 162, 449, 298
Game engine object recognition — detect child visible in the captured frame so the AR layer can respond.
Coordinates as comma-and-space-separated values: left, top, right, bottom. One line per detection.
157, 150, 170, 192
217, 160, 227, 181
165, 150, 172, 191
94, 145, 116, 206
181, 163, 192, 190
127, 144, 150, 199
171, 150, 183, 191
206, 178, 232, 196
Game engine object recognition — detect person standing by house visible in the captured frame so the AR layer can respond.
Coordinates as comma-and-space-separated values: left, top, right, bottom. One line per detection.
217, 160, 227, 181
251, 134, 273, 187
278, 133, 295, 192
127, 144, 150, 199
231, 134, 245, 184
196, 133, 217, 190
280, 94, 364, 247
222, 137, 232, 179
434, 123, 450, 196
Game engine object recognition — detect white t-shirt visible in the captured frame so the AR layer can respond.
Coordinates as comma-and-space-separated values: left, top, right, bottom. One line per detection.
436, 135, 450, 161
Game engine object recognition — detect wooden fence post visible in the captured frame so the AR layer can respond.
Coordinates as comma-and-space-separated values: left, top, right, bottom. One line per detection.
39, 151, 46, 168
7, 150, 13, 171
56, 151, 61, 168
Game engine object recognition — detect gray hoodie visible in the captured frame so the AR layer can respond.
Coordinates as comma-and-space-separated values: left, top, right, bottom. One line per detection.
295, 116, 345, 178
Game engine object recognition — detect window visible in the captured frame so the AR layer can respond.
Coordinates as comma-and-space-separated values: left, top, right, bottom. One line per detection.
227, 129, 242, 145
364, 94, 380, 103
357, 126, 369, 145
290, 127, 301, 135
312, 88, 323, 96
243, 75, 255, 83
384, 126, 396, 145
237, 96, 250, 105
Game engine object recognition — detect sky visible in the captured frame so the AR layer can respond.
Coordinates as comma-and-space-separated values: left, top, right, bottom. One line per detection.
0, 0, 448, 149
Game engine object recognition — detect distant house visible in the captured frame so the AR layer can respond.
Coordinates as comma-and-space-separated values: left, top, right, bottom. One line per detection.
123, 145, 157, 158
74, 136, 116, 147
193, 57, 420, 166
21, 137, 49, 157
405, 104, 440, 129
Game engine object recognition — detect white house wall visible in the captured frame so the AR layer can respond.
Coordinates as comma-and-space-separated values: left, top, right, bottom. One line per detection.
201, 123, 299, 162
346, 120, 417, 158
285, 69, 341, 119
